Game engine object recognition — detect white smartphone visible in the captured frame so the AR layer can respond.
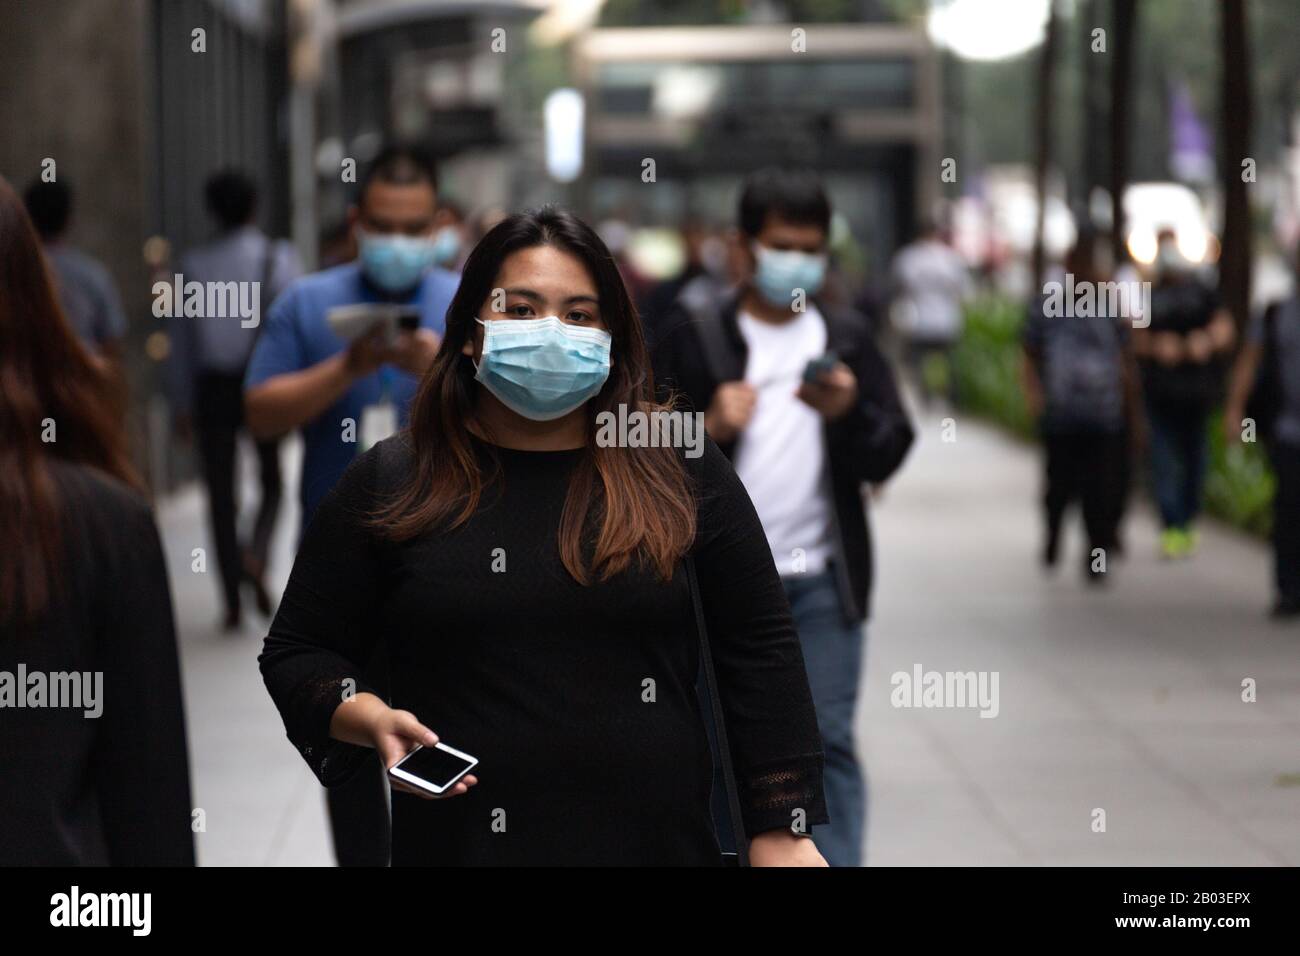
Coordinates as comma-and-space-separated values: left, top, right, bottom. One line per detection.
388, 742, 478, 797
326, 303, 419, 345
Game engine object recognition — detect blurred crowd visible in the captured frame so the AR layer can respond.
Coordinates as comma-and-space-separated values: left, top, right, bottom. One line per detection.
5, 127, 1300, 867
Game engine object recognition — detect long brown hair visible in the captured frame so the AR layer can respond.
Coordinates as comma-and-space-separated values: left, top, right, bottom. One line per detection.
0, 174, 139, 625
376, 207, 696, 583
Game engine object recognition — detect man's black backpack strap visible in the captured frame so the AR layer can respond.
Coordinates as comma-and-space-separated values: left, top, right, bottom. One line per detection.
686, 555, 750, 867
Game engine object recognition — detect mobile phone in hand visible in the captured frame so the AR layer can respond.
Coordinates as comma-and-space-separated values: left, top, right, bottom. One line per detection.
803, 351, 839, 384
388, 742, 478, 797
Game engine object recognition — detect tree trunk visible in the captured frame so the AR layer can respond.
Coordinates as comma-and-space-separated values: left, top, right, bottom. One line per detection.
1078, 0, 1106, 222
1220, 0, 1253, 333
1108, 0, 1137, 267
1031, 0, 1060, 291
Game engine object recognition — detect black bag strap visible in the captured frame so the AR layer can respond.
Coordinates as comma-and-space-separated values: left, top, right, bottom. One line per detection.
678, 281, 744, 385
250, 235, 279, 347
1264, 300, 1281, 345
685, 555, 750, 867
259, 236, 279, 301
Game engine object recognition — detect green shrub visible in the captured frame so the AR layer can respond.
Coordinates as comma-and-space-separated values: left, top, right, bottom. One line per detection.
1205, 412, 1274, 537
951, 294, 1034, 440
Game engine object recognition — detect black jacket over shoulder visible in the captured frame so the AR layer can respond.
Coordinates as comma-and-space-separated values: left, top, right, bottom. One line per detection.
652, 290, 914, 623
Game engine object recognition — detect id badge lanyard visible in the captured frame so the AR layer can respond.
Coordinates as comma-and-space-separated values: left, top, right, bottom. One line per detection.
360, 366, 399, 452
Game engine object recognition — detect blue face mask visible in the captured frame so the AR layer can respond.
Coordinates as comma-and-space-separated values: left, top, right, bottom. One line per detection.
473, 316, 612, 421
430, 226, 461, 268
358, 229, 437, 294
752, 244, 828, 308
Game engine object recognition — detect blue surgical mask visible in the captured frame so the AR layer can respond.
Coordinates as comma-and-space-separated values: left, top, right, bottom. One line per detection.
358, 229, 436, 293
752, 244, 828, 308
473, 315, 612, 421
430, 226, 461, 268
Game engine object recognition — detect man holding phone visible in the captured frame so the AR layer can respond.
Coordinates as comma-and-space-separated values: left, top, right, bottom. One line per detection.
244, 145, 458, 865
653, 168, 914, 866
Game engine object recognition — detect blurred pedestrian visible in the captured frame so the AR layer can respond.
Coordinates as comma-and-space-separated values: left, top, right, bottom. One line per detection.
641, 221, 731, 351
1021, 234, 1141, 582
654, 168, 914, 866
1134, 228, 1236, 559
1224, 244, 1300, 616
169, 169, 302, 631
22, 178, 127, 362
890, 219, 971, 409
0, 174, 194, 865
244, 145, 457, 867
431, 199, 466, 272
259, 207, 828, 866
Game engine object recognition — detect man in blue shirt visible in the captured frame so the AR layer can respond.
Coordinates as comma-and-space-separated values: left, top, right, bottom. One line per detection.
245, 146, 458, 867
246, 147, 457, 527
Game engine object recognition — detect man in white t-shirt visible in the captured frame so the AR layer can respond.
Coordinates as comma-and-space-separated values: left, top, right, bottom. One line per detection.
732, 303, 835, 576
653, 169, 915, 866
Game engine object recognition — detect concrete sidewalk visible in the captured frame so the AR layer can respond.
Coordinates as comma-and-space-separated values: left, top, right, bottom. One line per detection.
158, 437, 333, 866
863, 412, 1300, 865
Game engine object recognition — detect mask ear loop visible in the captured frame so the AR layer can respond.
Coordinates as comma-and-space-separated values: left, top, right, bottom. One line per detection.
470, 317, 490, 375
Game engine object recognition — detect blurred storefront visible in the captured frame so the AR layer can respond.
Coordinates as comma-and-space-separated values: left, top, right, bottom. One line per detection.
573, 22, 942, 272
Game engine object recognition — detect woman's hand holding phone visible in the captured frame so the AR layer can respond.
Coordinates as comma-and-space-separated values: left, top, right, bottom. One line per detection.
330, 692, 478, 800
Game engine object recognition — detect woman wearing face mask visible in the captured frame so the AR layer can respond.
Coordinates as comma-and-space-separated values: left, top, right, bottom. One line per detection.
259, 207, 829, 866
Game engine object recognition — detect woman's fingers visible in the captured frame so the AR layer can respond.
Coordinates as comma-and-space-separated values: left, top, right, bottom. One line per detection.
390, 774, 479, 800
391, 709, 438, 748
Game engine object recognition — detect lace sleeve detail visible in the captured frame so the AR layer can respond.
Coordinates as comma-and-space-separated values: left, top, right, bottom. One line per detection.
739, 753, 828, 837
284, 672, 381, 788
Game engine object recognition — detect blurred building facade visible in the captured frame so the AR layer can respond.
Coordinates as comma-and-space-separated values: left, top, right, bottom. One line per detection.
0, 0, 292, 488
574, 21, 941, 270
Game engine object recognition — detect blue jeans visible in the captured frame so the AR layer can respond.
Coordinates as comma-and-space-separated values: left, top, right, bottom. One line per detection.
782, 570, 866, 867
1147, 403, 1208, 529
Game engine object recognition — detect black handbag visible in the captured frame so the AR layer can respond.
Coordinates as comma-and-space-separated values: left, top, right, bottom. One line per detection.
685, 555, 750, 867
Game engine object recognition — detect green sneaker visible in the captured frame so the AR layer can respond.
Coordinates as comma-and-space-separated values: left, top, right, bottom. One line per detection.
1160, 527, 1185, 560
1183, 527, 1200, 557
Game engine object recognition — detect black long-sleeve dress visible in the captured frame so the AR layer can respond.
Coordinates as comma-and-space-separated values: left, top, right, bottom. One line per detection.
260, 433, 827, 865
0, 462, 195, 865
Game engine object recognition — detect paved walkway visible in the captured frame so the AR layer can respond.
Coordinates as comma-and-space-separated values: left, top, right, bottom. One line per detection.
159, 437, 332, 866
157, 418, 1300, 866
863, 411, 1300, 865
